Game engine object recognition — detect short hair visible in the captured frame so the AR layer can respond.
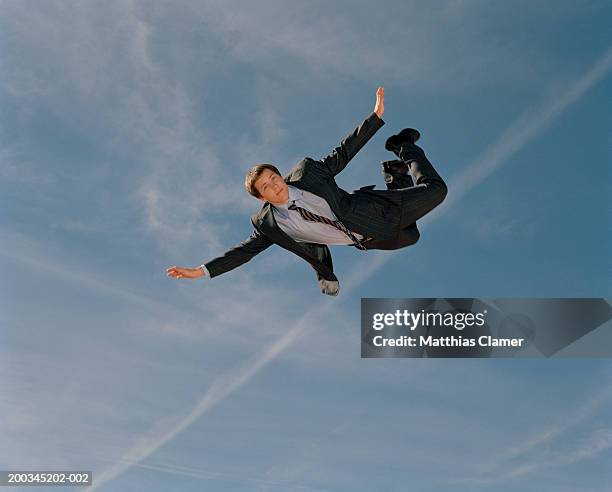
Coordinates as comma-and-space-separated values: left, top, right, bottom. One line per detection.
245, 163, 282, 198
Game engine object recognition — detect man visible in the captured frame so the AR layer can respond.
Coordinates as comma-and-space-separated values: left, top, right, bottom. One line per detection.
167, 87, 447, 296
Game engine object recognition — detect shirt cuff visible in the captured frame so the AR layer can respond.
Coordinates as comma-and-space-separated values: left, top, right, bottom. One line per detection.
371, 111, 385, 124
199, 264, 211, 278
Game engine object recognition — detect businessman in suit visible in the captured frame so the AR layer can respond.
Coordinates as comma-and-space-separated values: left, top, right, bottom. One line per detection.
167, 87, 447, 296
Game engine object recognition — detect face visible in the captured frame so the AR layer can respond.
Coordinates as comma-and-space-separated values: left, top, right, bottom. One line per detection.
253, 169, 289, 205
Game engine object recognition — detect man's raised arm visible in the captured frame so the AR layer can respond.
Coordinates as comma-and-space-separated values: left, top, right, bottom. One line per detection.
317, 86, 385, 177
166, 228, 272, 280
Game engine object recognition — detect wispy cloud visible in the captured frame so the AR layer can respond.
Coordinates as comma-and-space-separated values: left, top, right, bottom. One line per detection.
57, 440, 334, 492
448, 363, 612, 485
87, 45, 612, 491
3, 2, 610, 490
502, 379, 612, 461
444, 206, 537, 245
86, 304, 332, 490
1, 0, 247, 255
459, 427, 612, 484
185, 0, 560, 91
0, 145, 56, 184
0, 237, 173, 314
443, 45, 612, 207
131, 460, 333, 492
0, 226, 313, 348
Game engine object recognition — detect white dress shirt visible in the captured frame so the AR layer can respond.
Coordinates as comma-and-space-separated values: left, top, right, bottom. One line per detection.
200, 185, 364, 277
271, 185, 366, 245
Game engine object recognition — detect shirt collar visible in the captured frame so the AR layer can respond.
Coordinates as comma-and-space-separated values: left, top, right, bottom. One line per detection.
288, 185, 303, 204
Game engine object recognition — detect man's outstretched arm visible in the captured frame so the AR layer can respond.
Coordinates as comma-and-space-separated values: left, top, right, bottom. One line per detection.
317, 86, 385, 177
166, 228, 273, 280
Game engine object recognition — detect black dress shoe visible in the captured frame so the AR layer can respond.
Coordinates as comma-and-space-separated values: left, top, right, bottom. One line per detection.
384, 128, 421, 152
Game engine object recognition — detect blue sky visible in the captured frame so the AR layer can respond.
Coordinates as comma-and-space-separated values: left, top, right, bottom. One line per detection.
1, 1, 611, 491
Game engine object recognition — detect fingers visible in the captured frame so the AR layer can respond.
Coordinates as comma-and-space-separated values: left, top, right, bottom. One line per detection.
374, 87, 385, 118
166, 266, 184, 278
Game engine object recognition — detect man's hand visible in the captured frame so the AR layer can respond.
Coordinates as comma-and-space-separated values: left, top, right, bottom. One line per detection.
374, 86, 384, 118
166, 266, 204, 279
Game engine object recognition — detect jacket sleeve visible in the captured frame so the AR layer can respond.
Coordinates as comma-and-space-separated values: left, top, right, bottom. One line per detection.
316, 112, 385, 177
298, 242, 340, 296
203, 227, 273, 278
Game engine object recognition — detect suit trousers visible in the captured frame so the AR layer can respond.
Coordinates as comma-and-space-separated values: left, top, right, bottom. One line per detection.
364, 143, 447, 250
393, 143, 448, 228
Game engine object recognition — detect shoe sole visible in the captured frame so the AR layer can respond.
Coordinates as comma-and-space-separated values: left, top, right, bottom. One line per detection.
385, 128, 421, 151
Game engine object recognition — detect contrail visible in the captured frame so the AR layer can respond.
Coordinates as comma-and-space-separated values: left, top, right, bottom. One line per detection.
87, 46, 612, 491
501, 378, 612, 461
449, 362, 612, 485
455, 426, 612, 485
0, 245, 218, 334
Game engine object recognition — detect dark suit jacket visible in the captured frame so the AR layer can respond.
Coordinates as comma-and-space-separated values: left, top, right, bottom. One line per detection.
204, 112, 414, 296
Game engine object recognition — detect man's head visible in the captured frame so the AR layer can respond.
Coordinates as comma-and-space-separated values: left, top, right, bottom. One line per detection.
245, 164, 289, 205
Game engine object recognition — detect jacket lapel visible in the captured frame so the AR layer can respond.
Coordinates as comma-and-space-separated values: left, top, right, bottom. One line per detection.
254, 203, 299, 250
251, 202, 336, 281
284, 175, 346, 222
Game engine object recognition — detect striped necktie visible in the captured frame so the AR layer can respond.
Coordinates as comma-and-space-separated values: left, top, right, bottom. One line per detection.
288, 202, 367, 250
